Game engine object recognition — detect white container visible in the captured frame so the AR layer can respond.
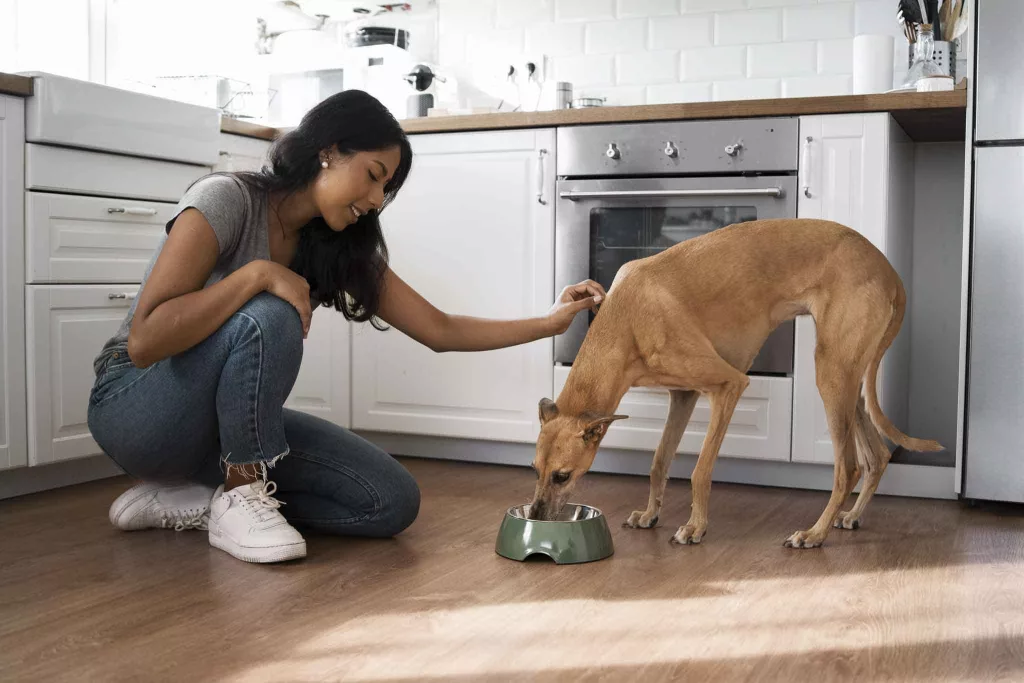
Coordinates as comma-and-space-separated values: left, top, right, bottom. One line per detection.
25, 73, 221, 166
853, 35, 895, 94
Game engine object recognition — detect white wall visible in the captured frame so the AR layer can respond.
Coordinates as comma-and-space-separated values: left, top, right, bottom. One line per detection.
908, 142, 965, 460
437, 0, 966, 108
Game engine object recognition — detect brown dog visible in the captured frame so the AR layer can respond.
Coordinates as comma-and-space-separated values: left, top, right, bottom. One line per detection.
529, 219, 942, 549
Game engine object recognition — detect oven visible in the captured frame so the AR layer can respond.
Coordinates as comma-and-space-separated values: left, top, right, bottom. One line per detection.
554, 118, 799, 375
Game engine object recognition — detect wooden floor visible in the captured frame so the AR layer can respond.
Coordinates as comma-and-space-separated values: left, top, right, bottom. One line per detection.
2, 458, 1024, 683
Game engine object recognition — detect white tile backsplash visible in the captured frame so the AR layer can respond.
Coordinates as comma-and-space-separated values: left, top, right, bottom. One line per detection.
525, 22, 585, 57
616, 0, 678, 18
748, 41, 817, 77
586, 18, 647, 54
556, 0, 615, 22
715, 9, 783, 46
437, 0, 924, 106
496, 0, 554, 28
616, 50, 680, 85
682, 46, 747, 81
646, 82, 713, 104
783, 3, 855, 41
713, 78, 782, 101
649, 15, 714, 50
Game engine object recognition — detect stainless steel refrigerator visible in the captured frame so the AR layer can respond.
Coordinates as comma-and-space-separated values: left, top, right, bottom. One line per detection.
965, 0, 1024, 502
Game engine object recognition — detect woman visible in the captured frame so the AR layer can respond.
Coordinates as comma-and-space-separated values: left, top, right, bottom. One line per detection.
87, 90, 604, 564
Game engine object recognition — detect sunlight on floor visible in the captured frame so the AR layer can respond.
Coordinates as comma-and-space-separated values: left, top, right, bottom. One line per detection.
221, 562, 1024, 682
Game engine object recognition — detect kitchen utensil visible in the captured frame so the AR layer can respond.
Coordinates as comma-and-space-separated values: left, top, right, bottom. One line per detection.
898, 7, 918, 43
900, 0, 925, 25
854, 34, 896, 93
950, 0, 968, 41
572, 96, 606, 108
908, 37, 956, 79
494, 504, 614, 564
929, 0, 941, 49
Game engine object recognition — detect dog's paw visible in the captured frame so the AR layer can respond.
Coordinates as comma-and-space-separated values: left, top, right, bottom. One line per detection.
623, 510, 659, 529
670, 524, 705, 545
833, 511, 861, 530
783, 529, 825, 549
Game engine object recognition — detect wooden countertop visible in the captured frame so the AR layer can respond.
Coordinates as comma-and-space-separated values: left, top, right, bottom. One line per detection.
0, 73, 33, 97
400, 90, 968, 143
219, 117, 278, 141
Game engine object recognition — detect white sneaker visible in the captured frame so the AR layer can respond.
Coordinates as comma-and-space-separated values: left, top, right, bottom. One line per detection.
207, 480, 307, 563
109, 482, 215, 531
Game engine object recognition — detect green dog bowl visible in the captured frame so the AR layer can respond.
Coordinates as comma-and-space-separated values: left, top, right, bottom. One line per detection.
495, 504, 614, 564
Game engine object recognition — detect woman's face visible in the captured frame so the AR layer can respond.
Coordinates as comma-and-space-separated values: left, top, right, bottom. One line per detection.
314, 145, 403, 231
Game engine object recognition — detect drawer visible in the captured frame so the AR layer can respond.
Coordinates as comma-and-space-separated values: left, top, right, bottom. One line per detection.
26, 192, 170, 283
554, 367, 793, 462
26, 74, 221, 165
26, 284, 139, 466
26, 144, 209, 202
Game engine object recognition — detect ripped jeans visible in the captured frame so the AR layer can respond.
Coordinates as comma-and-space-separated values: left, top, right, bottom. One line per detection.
87, 293, 419, 537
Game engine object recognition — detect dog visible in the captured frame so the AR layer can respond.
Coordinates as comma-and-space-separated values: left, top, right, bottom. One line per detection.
528, 219, 942, 549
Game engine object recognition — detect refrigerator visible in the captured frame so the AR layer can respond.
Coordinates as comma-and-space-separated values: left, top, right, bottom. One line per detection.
965, 0, 1024, 502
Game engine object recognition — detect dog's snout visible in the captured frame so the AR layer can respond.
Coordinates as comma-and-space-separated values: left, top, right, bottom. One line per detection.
527, 501, 545, 520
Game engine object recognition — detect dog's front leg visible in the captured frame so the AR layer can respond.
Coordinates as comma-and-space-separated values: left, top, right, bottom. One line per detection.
673, 372, 747, 545
625, 390, 698, 530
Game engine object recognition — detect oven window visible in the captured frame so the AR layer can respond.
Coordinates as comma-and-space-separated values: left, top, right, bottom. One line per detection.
590, 206, 757, 291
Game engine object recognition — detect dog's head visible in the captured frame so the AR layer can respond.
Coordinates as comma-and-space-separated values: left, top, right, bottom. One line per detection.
528, 398, 628, 520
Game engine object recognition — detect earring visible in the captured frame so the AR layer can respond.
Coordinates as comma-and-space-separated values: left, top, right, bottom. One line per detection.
321, 160, 329, 169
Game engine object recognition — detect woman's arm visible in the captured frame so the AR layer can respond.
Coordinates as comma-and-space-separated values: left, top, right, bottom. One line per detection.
376, 268, 605, 353
127, 209, 311, 368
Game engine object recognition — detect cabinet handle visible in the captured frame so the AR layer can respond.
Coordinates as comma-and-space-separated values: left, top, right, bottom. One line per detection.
536, 148, 548, 205
108, 207, 158, 216
800, 136, 813, 199
108, 292, 137, 301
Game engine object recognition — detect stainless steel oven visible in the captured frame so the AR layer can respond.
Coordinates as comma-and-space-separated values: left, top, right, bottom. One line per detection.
554, 118, 799, 375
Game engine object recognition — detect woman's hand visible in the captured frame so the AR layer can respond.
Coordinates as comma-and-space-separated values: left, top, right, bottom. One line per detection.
252, 260, 312, 337
546, 280, 606, 335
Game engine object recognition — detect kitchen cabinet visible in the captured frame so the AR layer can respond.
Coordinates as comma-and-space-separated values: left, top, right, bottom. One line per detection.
793, 113, 914, 464
285, 306, 351, 428
214, 133, 271, 173
554, 368, 793, 462
0, 96, 28, 471
351, 129, 556, 444
26, 285, 138, 466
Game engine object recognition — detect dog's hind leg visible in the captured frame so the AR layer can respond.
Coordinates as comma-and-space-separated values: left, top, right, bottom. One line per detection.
625, 390, 698, 530
834, 397, 891, 530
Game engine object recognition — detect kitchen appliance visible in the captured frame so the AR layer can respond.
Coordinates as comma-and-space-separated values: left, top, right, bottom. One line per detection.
266, 69, 343, 127
964, 0, 1024, 503
554, 119, 799, 375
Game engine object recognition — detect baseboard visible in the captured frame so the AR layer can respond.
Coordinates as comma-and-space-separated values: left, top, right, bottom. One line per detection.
0, 456, 124, 501
358, 431, 957, 500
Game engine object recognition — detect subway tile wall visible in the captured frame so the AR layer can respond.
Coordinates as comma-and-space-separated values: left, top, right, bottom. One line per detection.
437, 0, 965, 107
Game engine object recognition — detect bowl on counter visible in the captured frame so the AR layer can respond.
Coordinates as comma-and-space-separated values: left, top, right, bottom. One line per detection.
495, 504, 614, 564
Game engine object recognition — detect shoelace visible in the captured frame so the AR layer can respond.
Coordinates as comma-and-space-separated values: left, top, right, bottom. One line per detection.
243, 480, 286, 523
161, 509, 210, 532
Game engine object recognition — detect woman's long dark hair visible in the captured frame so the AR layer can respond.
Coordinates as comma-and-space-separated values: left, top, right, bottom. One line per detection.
235, 90, 413, 329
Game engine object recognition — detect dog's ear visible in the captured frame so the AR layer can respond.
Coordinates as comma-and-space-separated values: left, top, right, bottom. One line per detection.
579, 413, 628, 443
539, 398, 560, 424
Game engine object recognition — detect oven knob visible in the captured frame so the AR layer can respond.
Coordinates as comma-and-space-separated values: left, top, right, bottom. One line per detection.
605, 143, 620, 160
724, 141, 744, 157
663, 142, 678, 158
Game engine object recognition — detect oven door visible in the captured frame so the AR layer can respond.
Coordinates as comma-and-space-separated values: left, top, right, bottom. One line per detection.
554, 175, 797, 374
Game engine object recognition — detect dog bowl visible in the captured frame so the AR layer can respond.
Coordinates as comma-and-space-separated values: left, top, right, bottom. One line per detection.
495, 504, 614, 564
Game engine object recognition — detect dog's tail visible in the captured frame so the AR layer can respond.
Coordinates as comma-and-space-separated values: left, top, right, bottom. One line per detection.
862, 284, 944, 453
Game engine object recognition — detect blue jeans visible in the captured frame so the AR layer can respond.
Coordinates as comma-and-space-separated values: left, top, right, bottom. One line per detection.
87, 293, 419, 537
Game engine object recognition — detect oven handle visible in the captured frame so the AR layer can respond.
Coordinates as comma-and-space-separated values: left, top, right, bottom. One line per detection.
559, 188, 785, 201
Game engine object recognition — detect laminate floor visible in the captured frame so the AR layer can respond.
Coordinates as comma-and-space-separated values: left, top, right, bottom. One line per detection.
2, 458, 1023, 682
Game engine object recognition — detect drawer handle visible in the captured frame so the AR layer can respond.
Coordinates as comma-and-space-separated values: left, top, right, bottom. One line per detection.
108, 207, 158, 216
108, 292, 137, 301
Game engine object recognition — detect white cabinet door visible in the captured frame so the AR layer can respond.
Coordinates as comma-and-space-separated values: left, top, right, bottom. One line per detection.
793, 114, 912, 464
352, 129, 556, 443
285, 306, 351, 428
26, 285, 138, 466
554, 368, 793, 461
214, 133, 270, 173
0, 96, 27, 471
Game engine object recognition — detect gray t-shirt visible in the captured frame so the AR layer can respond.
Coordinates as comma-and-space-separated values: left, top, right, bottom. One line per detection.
93, 174, 270, 374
